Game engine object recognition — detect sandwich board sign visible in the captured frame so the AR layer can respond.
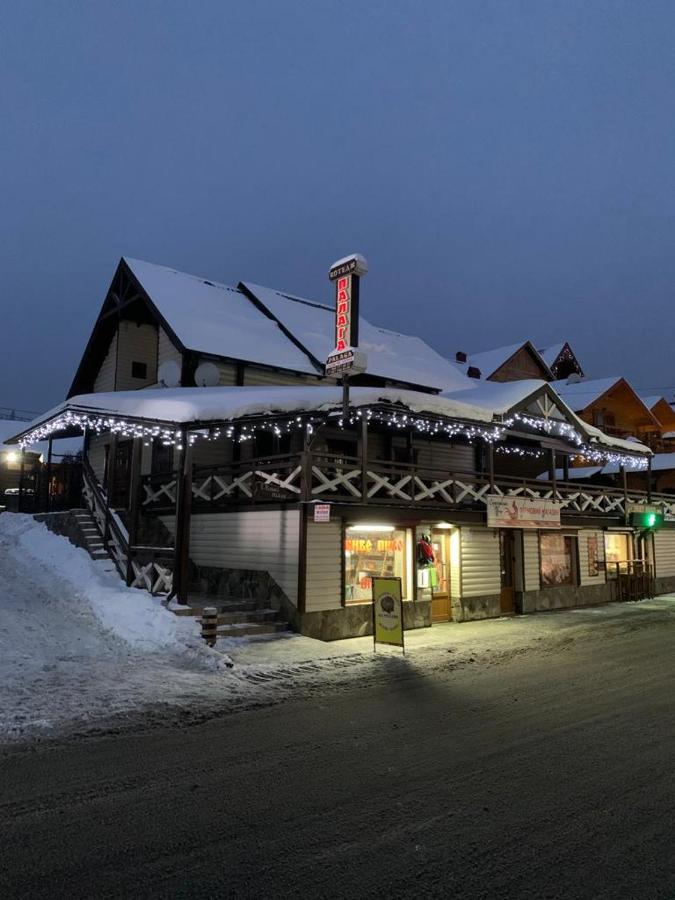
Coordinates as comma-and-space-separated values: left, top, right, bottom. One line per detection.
372, 576, 404, 653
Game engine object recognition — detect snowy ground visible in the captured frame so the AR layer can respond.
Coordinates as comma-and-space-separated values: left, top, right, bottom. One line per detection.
3, 512, 675, 745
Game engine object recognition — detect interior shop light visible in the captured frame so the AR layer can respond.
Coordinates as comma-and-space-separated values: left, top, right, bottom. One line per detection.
346, 524, 395, 532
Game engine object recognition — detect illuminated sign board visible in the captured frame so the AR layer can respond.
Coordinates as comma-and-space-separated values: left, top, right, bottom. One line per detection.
326, 254, 368, 378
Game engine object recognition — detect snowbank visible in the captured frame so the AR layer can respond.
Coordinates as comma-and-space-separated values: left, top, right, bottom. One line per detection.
0, 514, 224, 666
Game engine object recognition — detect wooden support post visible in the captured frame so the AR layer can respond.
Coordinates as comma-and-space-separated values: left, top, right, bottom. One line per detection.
620, 464, 628, 509
647, 456, 653, 502
104, 434, 118, 541
549, 448, 557, 499
126, 438, 143, 586
18, 449, 25, 513
488, 443, 495, 492
361, 415, 368, 502
562, 454, 570, 483
342, 375, 349, 426
46, 436, 53, 512
172, 428, 193, 605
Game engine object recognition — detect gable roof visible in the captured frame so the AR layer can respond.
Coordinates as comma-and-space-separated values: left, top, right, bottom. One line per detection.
124, 258, 320, 376
553, 377, 661, 429
458, 341, 553, 381
241, 282, 472, 393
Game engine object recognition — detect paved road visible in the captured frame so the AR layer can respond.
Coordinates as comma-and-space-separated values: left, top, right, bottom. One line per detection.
3, 610, 675, 898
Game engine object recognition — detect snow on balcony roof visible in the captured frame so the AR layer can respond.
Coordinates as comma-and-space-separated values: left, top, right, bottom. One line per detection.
7, 384, 651, 459
242, 282, 474, 393
0, 419, 82, 457
442, 378, 554, 416
7, 385, 500, 445
124, 258, 320, 376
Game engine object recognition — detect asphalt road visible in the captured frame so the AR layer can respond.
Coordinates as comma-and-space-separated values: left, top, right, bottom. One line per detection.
3, 611, 675, 899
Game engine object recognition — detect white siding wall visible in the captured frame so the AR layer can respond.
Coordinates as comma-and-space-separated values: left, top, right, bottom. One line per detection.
243, 367, 319, 387
522, 531, 540, 592
579, 529, 607, 587
158, 328, 182, 371
450, 528, 461, 598
94, 334, 117, 392
216, 363, 238, 386
164, 510, 300, 605
115, 321, 158, 390
654, 530, 675, 577
461, 528, 501, 597
305, 520, 342, 612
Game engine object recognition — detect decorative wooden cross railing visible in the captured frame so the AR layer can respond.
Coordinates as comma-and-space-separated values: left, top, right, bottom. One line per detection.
82, 460, 174, 596
138, 451, 675, 521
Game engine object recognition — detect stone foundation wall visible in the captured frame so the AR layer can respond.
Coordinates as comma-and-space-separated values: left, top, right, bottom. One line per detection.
653, 576, 675, 596
521, 581, 614, 614
295, 599, 431, 642
453, 593, 502, 622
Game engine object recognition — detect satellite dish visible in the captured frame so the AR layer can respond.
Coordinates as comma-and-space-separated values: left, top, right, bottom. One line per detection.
158, 360, 181, 388
194, 361, 220, 387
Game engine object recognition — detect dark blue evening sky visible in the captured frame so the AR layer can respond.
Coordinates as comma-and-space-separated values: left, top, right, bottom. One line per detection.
2, 0, 675, 412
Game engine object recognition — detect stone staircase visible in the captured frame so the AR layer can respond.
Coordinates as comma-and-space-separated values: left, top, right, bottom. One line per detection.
177, 596, 290, 639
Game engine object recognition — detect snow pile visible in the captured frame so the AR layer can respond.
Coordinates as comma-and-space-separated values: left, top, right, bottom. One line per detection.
0, 514, 223, 663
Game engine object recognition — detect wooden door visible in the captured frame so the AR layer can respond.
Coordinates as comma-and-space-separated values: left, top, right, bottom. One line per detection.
111, 441, 132, 508
499, 529, 516, 614
431, 530, 451, 622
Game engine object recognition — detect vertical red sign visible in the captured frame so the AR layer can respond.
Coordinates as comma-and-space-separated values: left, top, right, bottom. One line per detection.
335, 275, 352, 352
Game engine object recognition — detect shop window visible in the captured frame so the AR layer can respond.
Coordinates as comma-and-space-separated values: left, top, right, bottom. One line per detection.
131, 361, 148, 380
604, 532, 632, 578
344, 526, 409, 603
539, 533, 578, 587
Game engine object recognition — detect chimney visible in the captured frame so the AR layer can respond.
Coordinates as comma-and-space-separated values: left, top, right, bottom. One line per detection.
467, 366, 481, 379
456, 351, 467, 363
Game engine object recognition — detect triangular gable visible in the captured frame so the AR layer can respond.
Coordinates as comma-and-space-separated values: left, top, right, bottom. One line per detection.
507, 383, 592, 441
464, 341, 553, 382
539, 342, 584, 380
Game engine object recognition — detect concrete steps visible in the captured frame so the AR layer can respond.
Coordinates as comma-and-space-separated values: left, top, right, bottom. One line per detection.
179, 593, 291, 640
73, 510, 110, 561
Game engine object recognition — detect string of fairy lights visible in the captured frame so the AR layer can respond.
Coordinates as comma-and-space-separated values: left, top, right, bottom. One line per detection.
16, 403, 649, 470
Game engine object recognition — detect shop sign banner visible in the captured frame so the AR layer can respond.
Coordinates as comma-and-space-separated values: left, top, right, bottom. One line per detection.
313, 503, 331, 523
487, 495, 562, 529
372, 576, 404, 651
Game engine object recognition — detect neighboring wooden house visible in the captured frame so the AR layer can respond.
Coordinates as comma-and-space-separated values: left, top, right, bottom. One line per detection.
554, 377, 662, 449
454, 341, 553, 383
639, 396, 675, 452
538, 342, 585, 380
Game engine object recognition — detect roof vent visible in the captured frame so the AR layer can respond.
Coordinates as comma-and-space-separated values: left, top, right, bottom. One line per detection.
467, 366, 481, 379
567, 373, 583, 384
456, 351, 467, 363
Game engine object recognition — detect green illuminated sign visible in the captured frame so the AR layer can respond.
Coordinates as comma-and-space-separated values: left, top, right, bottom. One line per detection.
629, 509, 663, 529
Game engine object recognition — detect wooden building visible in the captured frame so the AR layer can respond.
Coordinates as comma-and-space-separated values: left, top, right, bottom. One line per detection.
9, 256, 675, 640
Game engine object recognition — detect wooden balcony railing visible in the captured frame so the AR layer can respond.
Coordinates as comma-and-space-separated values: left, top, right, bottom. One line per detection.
138, 452, 674, 520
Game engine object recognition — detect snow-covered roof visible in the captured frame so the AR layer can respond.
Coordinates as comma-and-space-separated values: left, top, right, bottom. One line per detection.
538, 343, 565, 367
443, 378, 552, 416
242, 282, 473, 393
7, 384, 651, 460
124, 258, 320, 376
457, 341, 551, 381
552, 377, 624, 410
0, 419, 81, 458
9, 386, 500, 441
